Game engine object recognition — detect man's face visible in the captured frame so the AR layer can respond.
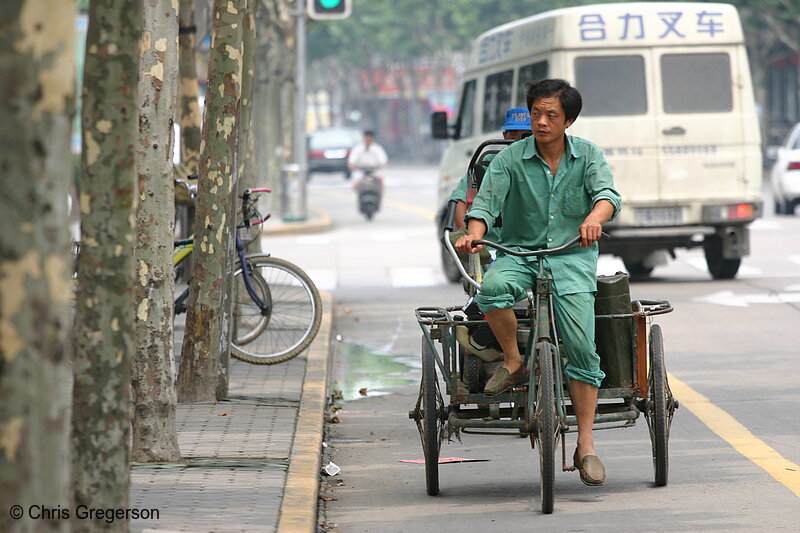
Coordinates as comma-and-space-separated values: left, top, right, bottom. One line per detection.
530, 96, 574, 144
364, 134, 374, 147
502, 129, 527, 141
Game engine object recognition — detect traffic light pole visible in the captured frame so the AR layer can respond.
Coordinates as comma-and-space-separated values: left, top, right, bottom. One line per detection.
282, 0, 308, 221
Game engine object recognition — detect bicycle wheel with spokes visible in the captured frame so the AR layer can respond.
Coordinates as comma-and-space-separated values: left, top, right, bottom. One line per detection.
646, 324, 673, 486
417, 335, 445, 495
232, 269, 271, 344
231, 255, 322, 364
534, 341, 557, 514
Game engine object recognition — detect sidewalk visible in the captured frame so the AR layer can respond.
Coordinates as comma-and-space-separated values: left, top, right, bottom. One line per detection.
130, 290, 334, 533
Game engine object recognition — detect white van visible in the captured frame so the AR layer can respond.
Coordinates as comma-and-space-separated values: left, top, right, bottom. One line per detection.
432, 2, 762, 280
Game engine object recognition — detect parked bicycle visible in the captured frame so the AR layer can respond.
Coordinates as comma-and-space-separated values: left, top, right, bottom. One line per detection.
174, 181, 322, 364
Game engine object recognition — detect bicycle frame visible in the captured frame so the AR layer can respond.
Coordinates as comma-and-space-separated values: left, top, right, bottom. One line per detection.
173, 186, 273, 316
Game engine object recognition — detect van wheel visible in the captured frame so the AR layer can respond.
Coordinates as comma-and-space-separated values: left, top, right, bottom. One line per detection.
704, 236, 740, 280
623, 259, 654, 279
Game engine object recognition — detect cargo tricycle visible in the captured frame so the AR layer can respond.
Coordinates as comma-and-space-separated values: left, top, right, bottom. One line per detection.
409, 140, 678, 514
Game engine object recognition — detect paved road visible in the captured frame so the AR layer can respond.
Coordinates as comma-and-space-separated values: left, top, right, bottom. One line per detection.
266, 165, 800, 531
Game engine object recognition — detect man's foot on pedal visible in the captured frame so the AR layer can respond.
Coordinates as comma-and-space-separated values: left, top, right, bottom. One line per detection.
483, 365, 529, 396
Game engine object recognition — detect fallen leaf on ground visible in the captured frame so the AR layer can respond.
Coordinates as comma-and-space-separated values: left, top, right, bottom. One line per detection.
319, 496, 337, 501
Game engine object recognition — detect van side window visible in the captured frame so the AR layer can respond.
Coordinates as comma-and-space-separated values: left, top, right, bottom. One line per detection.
661, 53, 732, 113
575, 55, 647, 116
482, 70, 514, 133
455, 80, 477, 140
517, 61, 548, 108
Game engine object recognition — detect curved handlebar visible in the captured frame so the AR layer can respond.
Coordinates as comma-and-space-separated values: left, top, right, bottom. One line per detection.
474, 235, 580, 256
473, 232, 610, 257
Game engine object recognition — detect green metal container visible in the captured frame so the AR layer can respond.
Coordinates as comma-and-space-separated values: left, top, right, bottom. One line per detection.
595, 272, 634, 389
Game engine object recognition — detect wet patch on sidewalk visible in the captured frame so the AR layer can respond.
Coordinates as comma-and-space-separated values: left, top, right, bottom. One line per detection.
331, 341, 418, 401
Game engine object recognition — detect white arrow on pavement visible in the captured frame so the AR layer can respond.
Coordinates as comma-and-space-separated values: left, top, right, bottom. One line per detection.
694, 290, 800, 307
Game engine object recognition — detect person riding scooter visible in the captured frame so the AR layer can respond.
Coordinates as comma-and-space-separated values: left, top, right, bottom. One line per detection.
348, 130, 388, 220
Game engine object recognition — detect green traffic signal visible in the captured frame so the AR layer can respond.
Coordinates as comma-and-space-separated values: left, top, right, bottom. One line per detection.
309, 0, 350, 20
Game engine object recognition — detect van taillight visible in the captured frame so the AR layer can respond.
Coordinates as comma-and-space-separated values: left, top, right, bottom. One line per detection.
727, 203, 755, 219
787, 161, 800, 170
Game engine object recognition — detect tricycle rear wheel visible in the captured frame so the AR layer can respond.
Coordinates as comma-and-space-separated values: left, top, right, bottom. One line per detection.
646, 324, 671, 486
534, 342, 557, 514
420, 336, 444, 495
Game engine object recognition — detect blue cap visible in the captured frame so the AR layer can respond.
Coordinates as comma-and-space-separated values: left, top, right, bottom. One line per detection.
501, 107, 531, 131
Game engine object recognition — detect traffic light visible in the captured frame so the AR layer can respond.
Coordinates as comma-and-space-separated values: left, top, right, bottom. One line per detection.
307, 0, 351, 20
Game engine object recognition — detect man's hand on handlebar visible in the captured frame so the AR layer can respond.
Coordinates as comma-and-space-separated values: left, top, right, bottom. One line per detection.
454, 233, 485, 255
578, 216, 604, 248
579, 199, 615, 248
454, 219, 488, 255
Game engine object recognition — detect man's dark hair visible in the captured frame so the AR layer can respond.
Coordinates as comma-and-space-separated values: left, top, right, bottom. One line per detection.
363, 130, 375, 137
525, 79, 582, 123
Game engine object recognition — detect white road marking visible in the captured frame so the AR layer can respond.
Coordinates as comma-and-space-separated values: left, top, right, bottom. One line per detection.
305, 269, 337, 291
597, 255, 626, 275
685, 257, 763, 277
789, 255, 800, 268
371, 232, 408, 243
694, 290, 800, 307
390, 267, 444, 288
295, 234, 332, 245
749, 218, 783, 231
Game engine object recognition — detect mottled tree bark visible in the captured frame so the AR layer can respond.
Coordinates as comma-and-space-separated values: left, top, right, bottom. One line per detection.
0, 2, 76, 532
239, 0, 257, 191
178, 0, 203, 174
72, 1, 141, 531
254, 0, 295, 215
240, 0, 261, 254
132, 0, 182, 464
177, 0, 245, 403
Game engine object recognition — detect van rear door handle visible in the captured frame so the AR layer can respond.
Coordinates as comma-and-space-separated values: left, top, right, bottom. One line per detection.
466, 150, 473, 157
662, 126, 686, 135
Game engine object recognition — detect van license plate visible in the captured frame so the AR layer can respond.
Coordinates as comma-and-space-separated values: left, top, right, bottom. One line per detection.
634, 207, 682, 226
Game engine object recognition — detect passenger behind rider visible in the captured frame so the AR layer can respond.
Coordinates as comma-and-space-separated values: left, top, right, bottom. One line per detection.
447, 107, 531, 267
455, 79, 621, 487
450, 107, 532, 231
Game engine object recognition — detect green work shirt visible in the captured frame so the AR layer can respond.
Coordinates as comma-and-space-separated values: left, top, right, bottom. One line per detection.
466, 135, 622, 295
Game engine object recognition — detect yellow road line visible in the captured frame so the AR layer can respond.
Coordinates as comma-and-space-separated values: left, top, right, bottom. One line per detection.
669, 373, 800, 498
316, 189, 437, 220
383, 200, 436, 221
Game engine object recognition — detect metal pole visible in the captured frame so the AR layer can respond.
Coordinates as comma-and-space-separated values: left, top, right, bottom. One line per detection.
283, 0, 308, 221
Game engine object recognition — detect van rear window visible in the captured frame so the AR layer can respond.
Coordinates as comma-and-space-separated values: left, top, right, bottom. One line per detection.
575, 55, 647, 116
661, 53, 732, 113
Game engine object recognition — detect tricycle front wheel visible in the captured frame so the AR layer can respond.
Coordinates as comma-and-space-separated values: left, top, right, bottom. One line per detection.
534, 342, 557, 514
419, 336, 445, 495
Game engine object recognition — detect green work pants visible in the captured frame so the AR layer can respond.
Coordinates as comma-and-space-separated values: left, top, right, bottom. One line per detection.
475, 254, 605, 388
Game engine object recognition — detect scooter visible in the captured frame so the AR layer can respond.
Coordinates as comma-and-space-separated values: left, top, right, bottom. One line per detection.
356, 167, 383, 221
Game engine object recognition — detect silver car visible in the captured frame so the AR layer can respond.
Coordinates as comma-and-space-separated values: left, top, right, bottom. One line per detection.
770, 122, 800, 215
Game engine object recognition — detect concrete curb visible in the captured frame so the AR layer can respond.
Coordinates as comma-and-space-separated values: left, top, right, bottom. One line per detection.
276, 290, 333, 533
262, 207, 332, 236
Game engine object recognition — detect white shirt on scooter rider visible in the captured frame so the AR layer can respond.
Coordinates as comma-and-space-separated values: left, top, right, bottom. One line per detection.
348, 136, 388, 175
